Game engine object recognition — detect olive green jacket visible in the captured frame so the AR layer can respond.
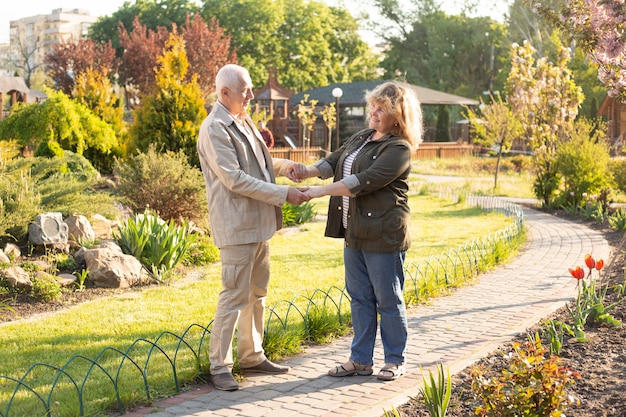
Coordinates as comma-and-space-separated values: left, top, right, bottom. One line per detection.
313, 128, 412, 252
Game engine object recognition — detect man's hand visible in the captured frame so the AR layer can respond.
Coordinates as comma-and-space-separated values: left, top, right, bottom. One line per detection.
286, 187, 311, 205
285, 162, 309, 183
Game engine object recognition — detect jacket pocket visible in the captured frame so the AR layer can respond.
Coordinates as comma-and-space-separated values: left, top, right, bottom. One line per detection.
352, 207, 385, 241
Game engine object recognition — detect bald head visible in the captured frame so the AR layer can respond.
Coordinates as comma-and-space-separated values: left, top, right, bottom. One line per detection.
215, 64, 254, 117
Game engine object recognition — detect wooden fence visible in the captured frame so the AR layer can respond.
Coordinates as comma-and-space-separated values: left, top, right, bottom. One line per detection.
270, 142, 476, 162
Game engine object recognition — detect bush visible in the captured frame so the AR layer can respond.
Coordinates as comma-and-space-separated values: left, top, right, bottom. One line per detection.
31, 275, 63, 302
0, 153, 120, 244
182, 233, 219, 266
610, 158, 626, 194
470, 335, 580, 416
113, 146, 207, 225
554, 119, 614, 209
113, 211, 196, 280
282, 202, 316, 226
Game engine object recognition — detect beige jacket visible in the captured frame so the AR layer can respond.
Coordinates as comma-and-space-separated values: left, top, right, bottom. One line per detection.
197, 101, 291, 248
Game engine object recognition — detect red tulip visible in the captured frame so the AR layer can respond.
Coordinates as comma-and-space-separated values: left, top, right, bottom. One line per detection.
569, 266, 585, 280
584, 254, 595, 269
595, 259, 604, 271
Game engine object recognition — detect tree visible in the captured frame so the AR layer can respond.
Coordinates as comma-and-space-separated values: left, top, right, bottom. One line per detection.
0, 90, 121, 172
201, 0, 379, 91
531, 0, 626, 101
8, 21, 45, 88
72, 67, 125, 137
118, 15, 235, 103
377, 8, 509, 99
465, 94, 524, 189
45, 38, 118, 95
89, 0, 201, 55
506, 39, 583, 206
506, 0, 607, 118
129, 32, 207, 167
118, 17, 170, 104
180, 14, 236, 102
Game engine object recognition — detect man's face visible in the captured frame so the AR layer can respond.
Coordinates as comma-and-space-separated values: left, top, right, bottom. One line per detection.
223, 75, 254, 117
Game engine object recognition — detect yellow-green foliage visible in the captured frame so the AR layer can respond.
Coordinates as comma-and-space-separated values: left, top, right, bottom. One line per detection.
73, 67, 126, 138
470, 335, 580, 416
0, 153, 120, 244
0, 90, 121, 172
129, 32, 207, 168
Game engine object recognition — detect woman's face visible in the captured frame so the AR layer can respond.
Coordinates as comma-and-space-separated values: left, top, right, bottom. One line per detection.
368, 101, 397, 135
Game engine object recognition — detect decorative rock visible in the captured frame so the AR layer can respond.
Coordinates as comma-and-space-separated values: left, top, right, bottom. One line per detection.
3, 243, 20, 259
91, 214, 115, 240
29, 212, 68, 246
0, 266, 33, 290
64, 215, 95, 246
0, 251, 9, 264
83, 242, 143, 288
56, 273, 78, 287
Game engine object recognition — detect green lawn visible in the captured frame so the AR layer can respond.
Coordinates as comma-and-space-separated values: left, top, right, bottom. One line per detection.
0, 176, 520, 416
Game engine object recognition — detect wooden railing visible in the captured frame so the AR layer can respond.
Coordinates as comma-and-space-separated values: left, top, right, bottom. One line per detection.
414, 142, 476, 159
269, 147, 326, 163
270, 143, 477, 162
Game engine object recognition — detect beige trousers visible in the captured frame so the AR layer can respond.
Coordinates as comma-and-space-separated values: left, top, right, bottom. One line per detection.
209, 241, 270, 374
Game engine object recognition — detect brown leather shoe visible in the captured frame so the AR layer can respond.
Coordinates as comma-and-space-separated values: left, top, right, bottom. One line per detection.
210, 372, 239, 391
242, 359, 290, 374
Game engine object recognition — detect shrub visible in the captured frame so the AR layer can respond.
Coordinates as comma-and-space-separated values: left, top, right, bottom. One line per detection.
608, 208, 626, 231
554, 119, 614, 209
610, 158, 626, 194
282, 202, 316, 226
113, 211, 196, 281
31, 275, 63, 302
0, 168, 40, 243
113, 145, 207, 225
470, 334, 580, 416
182, 233, 219, 266
0, 154, 121, 242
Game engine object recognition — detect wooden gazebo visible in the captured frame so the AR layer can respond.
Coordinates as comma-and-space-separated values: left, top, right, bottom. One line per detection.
252, 69, 294, 147
0, 76, 29, 120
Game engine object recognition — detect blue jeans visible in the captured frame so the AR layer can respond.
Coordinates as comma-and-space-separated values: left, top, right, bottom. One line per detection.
344, 247, 408, 366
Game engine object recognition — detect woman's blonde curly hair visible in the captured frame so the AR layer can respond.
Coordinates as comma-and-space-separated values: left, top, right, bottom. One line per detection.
365, 81, 423, 149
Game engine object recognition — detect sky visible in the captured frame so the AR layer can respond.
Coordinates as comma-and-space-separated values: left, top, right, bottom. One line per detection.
0, 0, 510, 45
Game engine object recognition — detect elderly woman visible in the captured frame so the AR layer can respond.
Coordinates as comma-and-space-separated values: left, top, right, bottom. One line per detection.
293, 81, 423, 381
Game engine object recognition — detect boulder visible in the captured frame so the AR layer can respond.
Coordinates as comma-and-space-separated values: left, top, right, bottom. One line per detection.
3, 243, 20, 259
0, 266, 33, 290
0, 251, 9, 264
64, 215, 95, 246
84, 242, 143, 288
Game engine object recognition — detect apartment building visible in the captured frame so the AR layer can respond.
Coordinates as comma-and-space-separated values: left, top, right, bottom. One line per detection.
7, 8, 98, 85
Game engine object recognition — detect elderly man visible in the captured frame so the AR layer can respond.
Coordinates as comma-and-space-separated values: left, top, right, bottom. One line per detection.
197, 64, 309, 391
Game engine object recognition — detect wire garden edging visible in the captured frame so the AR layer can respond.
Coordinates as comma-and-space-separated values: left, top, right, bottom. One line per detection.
0, 195, 524, 417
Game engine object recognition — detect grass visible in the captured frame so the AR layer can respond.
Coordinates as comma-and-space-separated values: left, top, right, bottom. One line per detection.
0, 159, 528, 416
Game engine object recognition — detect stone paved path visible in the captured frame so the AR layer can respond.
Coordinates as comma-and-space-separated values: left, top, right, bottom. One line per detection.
124, 204, 609, 417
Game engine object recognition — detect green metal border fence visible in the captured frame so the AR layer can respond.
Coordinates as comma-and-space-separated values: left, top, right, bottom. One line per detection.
0, 195, 524, 417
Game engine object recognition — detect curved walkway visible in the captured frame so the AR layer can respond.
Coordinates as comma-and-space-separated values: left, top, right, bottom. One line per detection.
125, 204, 610, 417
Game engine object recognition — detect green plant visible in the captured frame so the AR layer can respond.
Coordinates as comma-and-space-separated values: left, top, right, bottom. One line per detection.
383, 407, 401, 417
419, 363, 451, 417
541, 320, 570, 355
567, 254, 623, 342
608, 208, 626, 231
45, 252, 77, 272
31, 275, 63, 302
74, 269, 89, 291
470, 334, 580, 416
282, 202, 316, 226
113, 145, 207, 224
182, 233, 219, 266
113, 211, 196, 279
303, 306, 348, 344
